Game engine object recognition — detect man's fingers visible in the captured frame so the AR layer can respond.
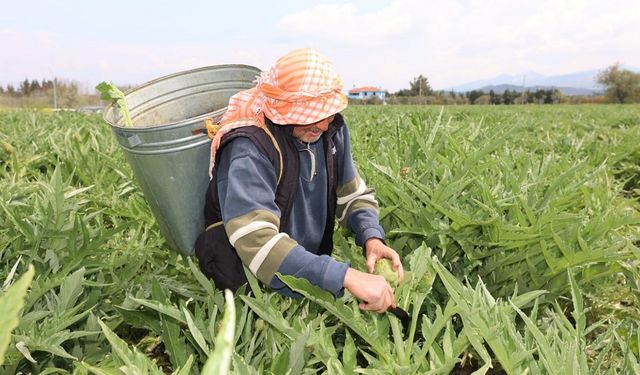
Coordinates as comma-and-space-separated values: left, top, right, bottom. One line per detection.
387, 250, 404, 283
387, 285, 397, 309
396, 263, 405, 283
377, 289, 395, 313
366, 255, 377, 273
360, 302, 382, 312
374, 292, 389, 313
390, 253, 405, 282
377, 286, 396, 313
358, 285, 396, 314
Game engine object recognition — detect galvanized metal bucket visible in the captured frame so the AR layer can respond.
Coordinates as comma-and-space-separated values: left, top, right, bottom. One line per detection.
103, 64, 261, 255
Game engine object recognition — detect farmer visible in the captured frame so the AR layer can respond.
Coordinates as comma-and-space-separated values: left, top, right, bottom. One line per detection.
195, 48, 403, 313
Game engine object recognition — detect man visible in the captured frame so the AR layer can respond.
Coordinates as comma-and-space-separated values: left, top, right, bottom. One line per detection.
196, 48, 403, 313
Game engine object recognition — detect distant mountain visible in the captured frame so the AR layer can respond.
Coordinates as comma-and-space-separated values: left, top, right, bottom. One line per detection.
448, 65, 640, 96
451, 71, 544, 92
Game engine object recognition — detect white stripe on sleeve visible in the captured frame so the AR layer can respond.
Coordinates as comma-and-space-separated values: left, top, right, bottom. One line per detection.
337, 194, 378, 222
249, 233, 290, 274
337, 179, 367, 205
229, 221, 279, 246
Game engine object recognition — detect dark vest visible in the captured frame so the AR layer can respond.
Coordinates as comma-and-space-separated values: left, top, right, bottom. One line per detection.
195, 114, 345, 291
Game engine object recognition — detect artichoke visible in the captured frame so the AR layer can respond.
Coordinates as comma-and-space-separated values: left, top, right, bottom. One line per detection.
374, 258, 399, 287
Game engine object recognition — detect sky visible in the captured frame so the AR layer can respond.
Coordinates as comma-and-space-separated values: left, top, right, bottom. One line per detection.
1, 0, 639, 93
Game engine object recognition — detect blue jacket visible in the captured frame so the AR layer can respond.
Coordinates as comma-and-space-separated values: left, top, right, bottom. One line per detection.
203, 114, 384, 296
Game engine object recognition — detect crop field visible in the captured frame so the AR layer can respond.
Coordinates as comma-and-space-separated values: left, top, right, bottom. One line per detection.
1, 104, 640, 374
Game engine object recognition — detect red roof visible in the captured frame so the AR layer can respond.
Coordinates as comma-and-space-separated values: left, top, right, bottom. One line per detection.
348, 86, 384, 94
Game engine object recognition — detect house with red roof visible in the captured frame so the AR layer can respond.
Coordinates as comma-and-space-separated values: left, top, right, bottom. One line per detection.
347, 86, 386, 100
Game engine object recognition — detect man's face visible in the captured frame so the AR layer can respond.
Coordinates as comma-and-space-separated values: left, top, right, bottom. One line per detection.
291, 115, 335, 143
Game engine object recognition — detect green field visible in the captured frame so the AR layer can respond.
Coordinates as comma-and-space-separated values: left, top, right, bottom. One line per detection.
1, 105, 639, 374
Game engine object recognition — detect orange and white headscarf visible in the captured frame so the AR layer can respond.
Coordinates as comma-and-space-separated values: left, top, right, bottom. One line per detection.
207, 48, 348, 176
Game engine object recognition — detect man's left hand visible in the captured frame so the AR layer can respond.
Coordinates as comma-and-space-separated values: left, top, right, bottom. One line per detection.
364, 238, 404, 283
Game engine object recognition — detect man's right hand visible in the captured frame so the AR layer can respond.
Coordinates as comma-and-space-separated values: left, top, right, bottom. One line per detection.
343, 268, 396, 313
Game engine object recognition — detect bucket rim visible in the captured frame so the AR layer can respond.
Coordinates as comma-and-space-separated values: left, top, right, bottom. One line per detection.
106, 107, 227, 132
102, 63, 261, 130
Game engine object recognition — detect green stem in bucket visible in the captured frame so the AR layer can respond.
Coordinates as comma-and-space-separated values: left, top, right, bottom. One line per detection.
96, 81, 133, 127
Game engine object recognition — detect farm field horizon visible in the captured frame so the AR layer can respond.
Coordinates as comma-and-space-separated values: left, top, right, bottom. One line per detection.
1, 104, 639, 374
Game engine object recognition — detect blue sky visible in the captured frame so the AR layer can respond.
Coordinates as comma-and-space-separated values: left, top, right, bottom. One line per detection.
1, 0, 639, 92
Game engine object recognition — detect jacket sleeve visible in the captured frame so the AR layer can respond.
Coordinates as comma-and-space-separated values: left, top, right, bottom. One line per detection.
334, 124, 386, 247
216, 137, 348, 297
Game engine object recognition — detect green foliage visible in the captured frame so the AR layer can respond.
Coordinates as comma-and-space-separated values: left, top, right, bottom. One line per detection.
0, 106, 639, 373
96, 320, 166, 375
0, 265, 35, 366
201, 290, 235, 375
95, 81, 133, 126
347, 105, 640, 299
597, 63, 640, 103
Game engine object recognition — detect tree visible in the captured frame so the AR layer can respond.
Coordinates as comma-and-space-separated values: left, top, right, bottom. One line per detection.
502, 89, 513, 105
543, 89, 555, 104
597, 63, 640, 103
20, 79, 31, 96
467, 90, 483, 104
524, 89, 536, 104
30, 79, 41, 93
42, 79, 54, 90
57, 80, 80, 108
489, 90, 501, 105
409, 75, 433, 96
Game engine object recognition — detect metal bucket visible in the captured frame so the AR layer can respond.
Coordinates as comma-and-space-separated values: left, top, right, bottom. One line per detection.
103, 64, 261, 255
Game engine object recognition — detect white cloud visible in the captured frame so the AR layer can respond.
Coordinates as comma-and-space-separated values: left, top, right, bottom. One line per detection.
277, 2, 413, 46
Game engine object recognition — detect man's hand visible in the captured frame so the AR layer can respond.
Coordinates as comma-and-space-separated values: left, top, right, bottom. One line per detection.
364, 238, 404, 283
343, 268, 396, 313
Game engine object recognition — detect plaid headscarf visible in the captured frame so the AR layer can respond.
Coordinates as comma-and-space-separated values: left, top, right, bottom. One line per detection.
207, 48, 348, 176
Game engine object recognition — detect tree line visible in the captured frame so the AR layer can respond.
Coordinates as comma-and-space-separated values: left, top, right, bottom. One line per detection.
394, 74, 563, 103
0, 78, 58, 96
351, 63, 639, 105
0, 78, 98, 109
2, 63, 638, 108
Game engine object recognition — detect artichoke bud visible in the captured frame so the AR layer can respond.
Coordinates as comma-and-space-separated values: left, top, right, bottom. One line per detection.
374, 258, 399, 287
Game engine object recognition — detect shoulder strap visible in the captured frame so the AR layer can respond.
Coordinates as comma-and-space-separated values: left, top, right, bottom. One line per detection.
219, 127, 283, 185
260, 127, 283, 185
218, 126, 294, 227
